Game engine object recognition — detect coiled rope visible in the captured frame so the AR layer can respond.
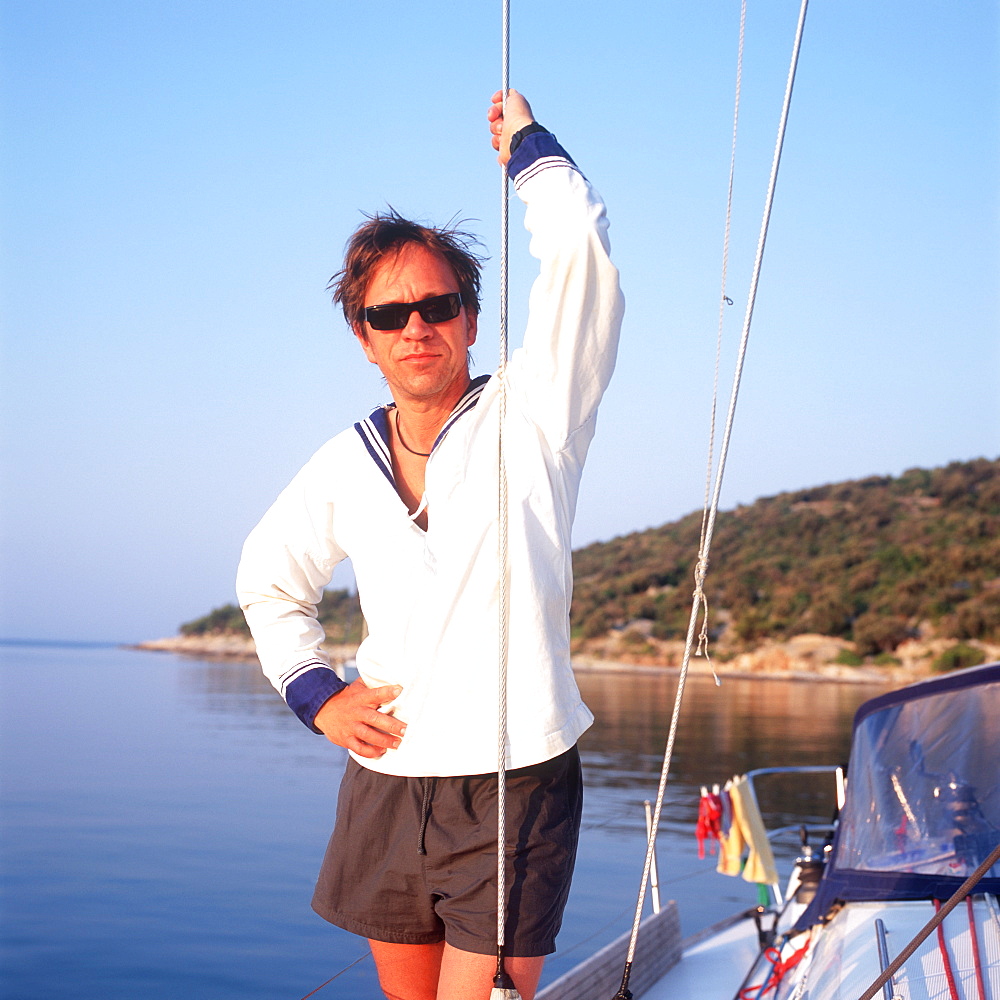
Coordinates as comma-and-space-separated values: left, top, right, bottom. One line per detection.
613, 2, 811, 996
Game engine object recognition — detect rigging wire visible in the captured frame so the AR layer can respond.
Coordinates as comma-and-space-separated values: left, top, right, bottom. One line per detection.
701, 0, 747, 580
696, 0, 747, 679
296, 950, 371, 999
493, 2, 517, 996
612, 2, 811, 996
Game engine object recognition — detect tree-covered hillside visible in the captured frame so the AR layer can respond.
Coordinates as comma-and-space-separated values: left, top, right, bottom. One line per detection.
182, 458, 999, 657
571, 458, 1000, 654
181, 588, 362, 644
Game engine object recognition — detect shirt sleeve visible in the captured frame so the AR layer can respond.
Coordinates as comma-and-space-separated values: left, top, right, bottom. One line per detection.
236, 451, 349, 732
505, 130, 625, 465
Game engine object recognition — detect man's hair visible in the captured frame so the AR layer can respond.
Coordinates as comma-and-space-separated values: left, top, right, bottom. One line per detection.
329, 209, 486, 329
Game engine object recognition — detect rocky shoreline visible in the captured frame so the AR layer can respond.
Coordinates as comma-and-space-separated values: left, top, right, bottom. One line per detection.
133, 632, 999, 684
132, 634, 358, 668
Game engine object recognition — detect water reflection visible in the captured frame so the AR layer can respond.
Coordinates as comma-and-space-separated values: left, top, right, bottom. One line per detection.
172, 656, 888, 908
576, 669, 887, 833
175, 655, 286, 719
175, 656, 361, 717
174, 658, 885, 831
0, 643, 898, 998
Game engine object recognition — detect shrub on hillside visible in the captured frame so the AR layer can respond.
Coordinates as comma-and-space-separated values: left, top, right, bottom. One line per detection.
834, 648, 864, 667
932, 643, 984, 674
180, 603, 249, 636
852, 612, 911, 656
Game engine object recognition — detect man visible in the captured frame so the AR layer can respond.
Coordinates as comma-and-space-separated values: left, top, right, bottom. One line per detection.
236, 91, 623, 1000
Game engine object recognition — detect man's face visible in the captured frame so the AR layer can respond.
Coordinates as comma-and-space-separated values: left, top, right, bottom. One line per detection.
354, 244, 478, 407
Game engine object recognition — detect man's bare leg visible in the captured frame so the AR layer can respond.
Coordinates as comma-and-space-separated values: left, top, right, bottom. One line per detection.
437, 944, 544, 1000
368, 940, 544, 1000
368, 940, 444, 1000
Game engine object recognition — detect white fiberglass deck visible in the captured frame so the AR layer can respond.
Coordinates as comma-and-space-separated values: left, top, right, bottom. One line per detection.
641, 913, 762, 999
797, 898, 1000, 1000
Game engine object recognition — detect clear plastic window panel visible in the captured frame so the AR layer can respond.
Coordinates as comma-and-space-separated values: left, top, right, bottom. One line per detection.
835, 680, 1000, 877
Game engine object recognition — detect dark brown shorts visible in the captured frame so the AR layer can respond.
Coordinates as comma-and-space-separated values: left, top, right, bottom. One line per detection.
312, 746, 583, 956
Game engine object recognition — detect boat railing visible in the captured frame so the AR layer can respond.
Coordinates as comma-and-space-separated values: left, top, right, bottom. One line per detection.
764, 822, 836, 842
741, 765, 845, 906
743, 765, 846, 809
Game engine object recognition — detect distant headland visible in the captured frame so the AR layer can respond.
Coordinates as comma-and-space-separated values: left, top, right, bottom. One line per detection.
137, 457, 1000, 684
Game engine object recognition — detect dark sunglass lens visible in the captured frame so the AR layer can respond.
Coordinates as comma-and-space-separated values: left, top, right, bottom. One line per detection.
365, 293, 461, 330
419, 294, 461, 324
365, 304, 409, 330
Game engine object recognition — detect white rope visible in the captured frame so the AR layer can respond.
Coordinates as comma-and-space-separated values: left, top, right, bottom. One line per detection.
495, 0, 513, 975
614, 3, 810, 995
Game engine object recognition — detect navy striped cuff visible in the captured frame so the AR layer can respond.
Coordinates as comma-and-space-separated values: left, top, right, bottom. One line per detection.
286, 665, 349, 733
508, 131, 577, 181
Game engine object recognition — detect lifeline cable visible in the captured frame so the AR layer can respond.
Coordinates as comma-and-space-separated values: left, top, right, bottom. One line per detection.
492, 1, 518, 995
612, 2, 811, 996
296, 950, 371, 999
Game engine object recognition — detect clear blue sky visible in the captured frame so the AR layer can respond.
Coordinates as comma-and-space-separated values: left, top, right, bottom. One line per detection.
2, 1, 997, 643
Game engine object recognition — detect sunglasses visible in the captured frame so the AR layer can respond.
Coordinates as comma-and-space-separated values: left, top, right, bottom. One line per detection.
363, 292, 463, 332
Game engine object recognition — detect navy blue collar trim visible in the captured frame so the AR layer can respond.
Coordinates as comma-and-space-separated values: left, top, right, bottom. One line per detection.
433, 374, 490, 448
353, 374, 491, 485
354, 407, 395, 488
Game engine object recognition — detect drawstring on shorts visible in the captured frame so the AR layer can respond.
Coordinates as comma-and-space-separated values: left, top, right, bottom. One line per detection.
417, 776, 435, 855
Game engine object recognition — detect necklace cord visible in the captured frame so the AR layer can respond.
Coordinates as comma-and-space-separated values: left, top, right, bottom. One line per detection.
394, 409, 432, 457
615, 2, 811, 992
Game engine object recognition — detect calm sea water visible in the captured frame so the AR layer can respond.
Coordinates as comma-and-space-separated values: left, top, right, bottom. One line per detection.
0, 642, 887, 999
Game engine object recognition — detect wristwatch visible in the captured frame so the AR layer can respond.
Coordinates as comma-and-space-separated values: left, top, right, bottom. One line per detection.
509, 122, 549, 156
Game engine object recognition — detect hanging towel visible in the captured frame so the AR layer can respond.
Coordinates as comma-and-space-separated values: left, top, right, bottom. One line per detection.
716, 779, 745, 876
729, 775, 779, 886
696, 786, 724, 858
